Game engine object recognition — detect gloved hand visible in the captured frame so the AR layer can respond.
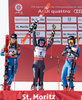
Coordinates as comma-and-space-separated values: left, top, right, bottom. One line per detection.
66, 46, 72, 53
9, 51, 15, 56
29, 21, 37, 33
66, 48, 72, 53
33, 22, 37, 30
51, 30, 55, 38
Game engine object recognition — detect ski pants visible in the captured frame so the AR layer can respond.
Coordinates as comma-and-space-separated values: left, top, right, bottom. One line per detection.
32, 60, 45, 86
7, 58, 18, 86
61, 60, 77, 88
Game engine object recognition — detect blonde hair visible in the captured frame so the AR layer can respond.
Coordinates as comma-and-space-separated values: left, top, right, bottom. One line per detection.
8, 37, 19, 52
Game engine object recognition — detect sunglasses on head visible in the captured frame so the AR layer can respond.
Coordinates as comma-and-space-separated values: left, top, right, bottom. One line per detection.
68, 40, 74, 43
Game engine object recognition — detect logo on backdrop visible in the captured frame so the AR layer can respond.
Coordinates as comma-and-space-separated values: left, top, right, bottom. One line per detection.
68, 17, 71, 22
15, 4, 23, 12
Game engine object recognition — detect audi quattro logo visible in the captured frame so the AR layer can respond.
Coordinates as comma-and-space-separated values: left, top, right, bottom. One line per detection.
15, 4, 23, 12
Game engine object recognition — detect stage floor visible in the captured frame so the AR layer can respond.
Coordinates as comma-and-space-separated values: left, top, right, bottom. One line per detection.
0, 82, 82, 91
0, 90, 82, 100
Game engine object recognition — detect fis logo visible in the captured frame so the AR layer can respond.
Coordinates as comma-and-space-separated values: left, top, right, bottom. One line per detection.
15, 4, 23, 12
68, 17, 71, 22
36, 32, 40, 36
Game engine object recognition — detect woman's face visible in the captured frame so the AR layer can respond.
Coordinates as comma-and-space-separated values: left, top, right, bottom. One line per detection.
69, 42, 74, 47
39, 42, 44, 46
11, 38, 16, 44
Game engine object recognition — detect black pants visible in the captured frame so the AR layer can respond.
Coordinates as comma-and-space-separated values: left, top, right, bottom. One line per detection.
32, 60, 45, 86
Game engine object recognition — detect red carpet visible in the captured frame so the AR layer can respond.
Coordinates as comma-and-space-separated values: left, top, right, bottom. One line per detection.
0, 90, 82, 100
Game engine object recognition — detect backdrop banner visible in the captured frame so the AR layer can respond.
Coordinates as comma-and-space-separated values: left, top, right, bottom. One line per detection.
9, 0, 82, 82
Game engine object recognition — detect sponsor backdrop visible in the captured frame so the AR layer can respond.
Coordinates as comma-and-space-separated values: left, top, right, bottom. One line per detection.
9, 0, 82, 82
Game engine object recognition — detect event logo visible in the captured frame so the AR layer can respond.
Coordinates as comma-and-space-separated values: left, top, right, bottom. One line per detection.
14, 17, 29, 23
62, 39, 68, 45
15, 4, 23, 12
78, 24, 82, 30
15, 24, 29, 30
78, 32, 82, 37
62, 24, 77, 30
78, 17, 82, 23
62, 17, 76, 23
36, 32, 40, 36
46, 17, 61, 23
53, 39, 61, 45
63, 31, 77, 37
37, 24, 45, 30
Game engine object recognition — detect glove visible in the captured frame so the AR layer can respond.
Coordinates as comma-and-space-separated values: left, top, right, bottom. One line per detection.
29, 22, 37, 33
33, 22, 37, 30
66, 48, 72, 53
31, 21, 37, 30
9, 52, 15, 56
66, 46, 72, 53
51, 30, 55, 38
71, 47, 77, 52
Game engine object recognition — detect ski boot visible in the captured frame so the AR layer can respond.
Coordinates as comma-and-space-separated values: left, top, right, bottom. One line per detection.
31, 84, 37, 90
1, 84, 11, 90
6, 85, 11, 90
39, 85, 44, 90
62, 84, 68, 91
63, 86, 68, 91
69, 87, 74, 91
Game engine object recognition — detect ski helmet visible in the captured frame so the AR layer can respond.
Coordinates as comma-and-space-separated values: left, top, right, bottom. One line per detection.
10, 33, 17, 39
67, 36, 75, 44
38, 37, 46, 45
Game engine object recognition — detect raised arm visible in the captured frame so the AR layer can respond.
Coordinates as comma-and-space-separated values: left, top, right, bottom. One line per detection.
46, 30, 55, 50
33, 30, 37, 47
